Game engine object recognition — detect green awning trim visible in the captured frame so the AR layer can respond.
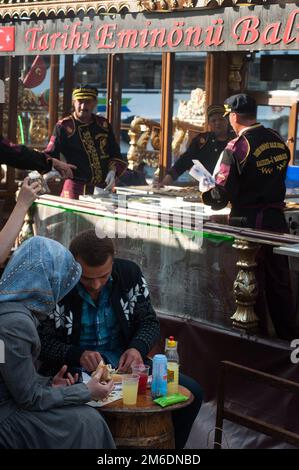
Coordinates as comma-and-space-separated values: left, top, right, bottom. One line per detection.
203, 232, 234, 242
34, 201, 234, 243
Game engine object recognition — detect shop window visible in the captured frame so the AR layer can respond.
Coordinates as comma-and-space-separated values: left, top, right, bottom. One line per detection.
257, 105, 290, 142
247, 51, 299, 92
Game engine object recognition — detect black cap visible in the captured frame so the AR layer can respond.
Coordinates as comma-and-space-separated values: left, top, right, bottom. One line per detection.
223, 94, 257, 116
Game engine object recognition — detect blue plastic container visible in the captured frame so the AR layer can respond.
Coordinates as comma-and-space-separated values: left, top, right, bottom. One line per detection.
286, 165, 299, 188
151, 354, 168, 399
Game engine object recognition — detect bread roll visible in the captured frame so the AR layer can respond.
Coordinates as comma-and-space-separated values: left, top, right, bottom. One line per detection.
92, 360, 114, 382
110, 373, 122, 383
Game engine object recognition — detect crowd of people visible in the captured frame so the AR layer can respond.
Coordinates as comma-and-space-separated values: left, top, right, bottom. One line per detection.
0, 89, 296, 449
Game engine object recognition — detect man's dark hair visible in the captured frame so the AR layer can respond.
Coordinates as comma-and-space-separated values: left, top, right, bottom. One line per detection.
69, 230, 115, 266
237, 113, 257, 122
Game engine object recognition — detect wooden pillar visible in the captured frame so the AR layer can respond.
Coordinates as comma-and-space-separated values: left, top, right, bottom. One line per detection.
217, 53, 230, 103
106, 54, 123, 143
7, 57, 19, 142
288, 102, 299, 165
63, 55, 74, 117
0, 56, 5, 136
7, 56, 20, 192
205, 53, 229, 118
205, 54, 214, 127
48, 55, 60, 138
160, 52, 175, 180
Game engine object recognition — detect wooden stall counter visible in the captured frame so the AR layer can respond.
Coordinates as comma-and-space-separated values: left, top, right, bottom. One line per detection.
100, 385, 193, 449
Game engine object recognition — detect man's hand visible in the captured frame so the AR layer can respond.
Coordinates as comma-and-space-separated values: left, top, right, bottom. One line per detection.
118, 348, 143, 372
80, 350, 103, 373
104, 170, 116, 191
17, 177, 41, 208
199, 175, 215, 193
159, 174, 174, 187
51, 158, 77, 179
52, 365, 79, 387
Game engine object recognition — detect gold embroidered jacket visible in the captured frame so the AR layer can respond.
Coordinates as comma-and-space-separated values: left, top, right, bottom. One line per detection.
45, 114, 127, 185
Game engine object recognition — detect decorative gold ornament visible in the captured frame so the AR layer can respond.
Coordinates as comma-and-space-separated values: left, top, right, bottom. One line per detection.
127, 88, 204, 170
148, 0, 157, 10
0, 0, 138, 19
231, 238, 260, 333
183, 0, 195, 7
2, 77, 63, 149
228, 53, 246, 93
160, 0, 168, 9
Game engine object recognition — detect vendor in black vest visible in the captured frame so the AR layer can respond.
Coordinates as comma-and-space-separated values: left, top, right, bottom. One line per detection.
45, 86, 127, 199
161, 104, 233, 186
202, 93, 296, 340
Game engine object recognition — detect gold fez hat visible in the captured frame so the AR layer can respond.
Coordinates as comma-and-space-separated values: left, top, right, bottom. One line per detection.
207, 104, 226, 119
72, 86, 98, 101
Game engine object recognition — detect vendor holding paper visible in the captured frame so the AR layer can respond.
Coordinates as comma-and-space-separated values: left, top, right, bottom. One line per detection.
202, 94, 289, 230
202, 93, 295, 341
161, 105, 232, 186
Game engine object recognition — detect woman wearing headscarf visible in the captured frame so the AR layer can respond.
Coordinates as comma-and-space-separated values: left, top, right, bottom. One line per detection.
0, 236, 115, 449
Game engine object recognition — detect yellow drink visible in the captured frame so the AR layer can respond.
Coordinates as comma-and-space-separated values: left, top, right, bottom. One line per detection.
167, 362, 179, 395
122, 377, 139, 405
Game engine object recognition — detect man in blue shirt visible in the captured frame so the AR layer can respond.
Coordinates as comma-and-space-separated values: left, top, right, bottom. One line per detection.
39, 230, 203, 448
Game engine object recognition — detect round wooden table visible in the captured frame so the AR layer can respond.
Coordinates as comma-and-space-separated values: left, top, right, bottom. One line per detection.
100, 385, 193, 449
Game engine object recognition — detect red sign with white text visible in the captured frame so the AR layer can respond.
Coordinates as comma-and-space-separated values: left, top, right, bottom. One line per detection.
0, 26, 15, 52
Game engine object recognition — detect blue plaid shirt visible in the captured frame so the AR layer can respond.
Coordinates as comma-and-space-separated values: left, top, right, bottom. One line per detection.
77, 277, 123, 368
